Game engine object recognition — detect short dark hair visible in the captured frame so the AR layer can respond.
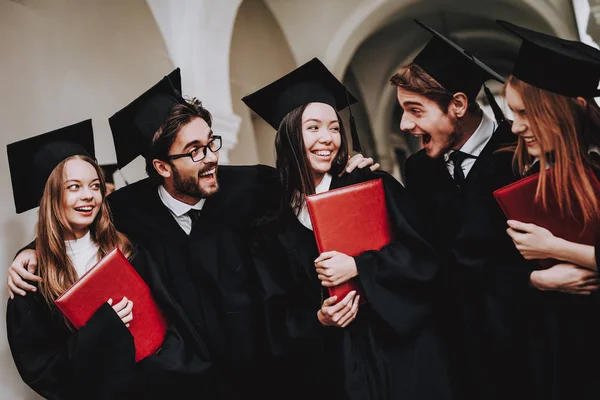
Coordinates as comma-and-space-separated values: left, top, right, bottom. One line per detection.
275, 104, 349, 214
145, 98, 213, 182
390, 62, 480, 114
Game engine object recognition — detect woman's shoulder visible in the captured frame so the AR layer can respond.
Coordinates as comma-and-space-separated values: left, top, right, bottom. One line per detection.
339, 168, 402, 190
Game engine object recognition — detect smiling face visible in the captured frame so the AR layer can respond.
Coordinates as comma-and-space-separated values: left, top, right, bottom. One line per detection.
301, 102, 342, 185
61, 157, 103, 239
505, 82, 543, 158
397, 87, 459, 159
164, 117, 219, 203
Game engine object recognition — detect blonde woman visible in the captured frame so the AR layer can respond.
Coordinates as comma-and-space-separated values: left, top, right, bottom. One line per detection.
6, 120, 214, 400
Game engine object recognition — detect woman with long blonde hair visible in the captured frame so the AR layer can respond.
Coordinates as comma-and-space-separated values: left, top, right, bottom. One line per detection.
498, 20, 600, 399
6, 120, 214, 400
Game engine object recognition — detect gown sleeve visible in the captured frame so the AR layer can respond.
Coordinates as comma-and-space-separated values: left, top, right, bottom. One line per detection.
250, 228, 327, 357
6, 293, 136, 400
345, 169, 441, 337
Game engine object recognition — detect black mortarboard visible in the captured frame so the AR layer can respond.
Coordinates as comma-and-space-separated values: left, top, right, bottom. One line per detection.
413, 19, 505, 101
167, 67, 182, 94
7, 119, 95, 214
497, 20, 600, 98
100, 163, 119, 184
109, 68, 185, 168
241, 57, 362, 152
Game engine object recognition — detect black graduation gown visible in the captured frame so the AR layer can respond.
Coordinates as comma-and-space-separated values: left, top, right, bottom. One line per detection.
523, 161, 600, 400
107, 165, 279, 399
251, 168, 452, 400
6, 246, 214, 400
7, 293, 135, 400
404, 121, 536, 400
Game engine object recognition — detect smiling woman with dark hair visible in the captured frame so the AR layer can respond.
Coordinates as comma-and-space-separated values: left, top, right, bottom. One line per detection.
243, 58, 451, 400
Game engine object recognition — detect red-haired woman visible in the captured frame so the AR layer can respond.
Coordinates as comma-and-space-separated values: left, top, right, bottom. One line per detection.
499, 20, 600, 399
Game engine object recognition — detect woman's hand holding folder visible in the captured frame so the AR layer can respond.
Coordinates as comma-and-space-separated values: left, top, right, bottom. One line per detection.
317, 290, 360, 328
314, 250, 358, 287
506, 219, 558, 260
107, 297, 134, 328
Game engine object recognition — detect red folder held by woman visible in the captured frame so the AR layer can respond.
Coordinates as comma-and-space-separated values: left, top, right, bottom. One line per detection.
493, 169, 600, 267
55, 247, 168, 361
306, 178, 393, 304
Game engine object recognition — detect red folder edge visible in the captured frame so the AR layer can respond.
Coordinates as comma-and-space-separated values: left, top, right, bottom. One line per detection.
55, 247, 168, 362
306, 178, 393, 304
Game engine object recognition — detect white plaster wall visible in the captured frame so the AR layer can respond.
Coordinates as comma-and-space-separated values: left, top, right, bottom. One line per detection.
0, 1, 173, 398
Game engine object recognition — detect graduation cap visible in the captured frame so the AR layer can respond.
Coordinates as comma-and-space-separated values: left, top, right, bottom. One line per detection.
242, 57, 362, 152
497, 20, 600, 98
413, 19, 505, 102
100, 163, 119, 184
7, 119, 95, 214
109, 68, 185, 169
167, 67, 182, 94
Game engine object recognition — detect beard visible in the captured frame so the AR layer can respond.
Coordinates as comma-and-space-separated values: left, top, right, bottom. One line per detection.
428, 117, 461, 159
172, 164, 219, 199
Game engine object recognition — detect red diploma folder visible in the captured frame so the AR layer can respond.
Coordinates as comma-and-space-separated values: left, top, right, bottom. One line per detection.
306, 178, 393, 304
55, 247, 168, 362
493, 169, 600, 268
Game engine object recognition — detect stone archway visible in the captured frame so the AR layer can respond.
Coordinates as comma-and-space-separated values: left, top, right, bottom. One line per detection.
228, 0, 297, 166
326, 0, 580, 176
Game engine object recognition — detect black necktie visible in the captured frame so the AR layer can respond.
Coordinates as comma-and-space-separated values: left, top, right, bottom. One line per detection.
187, 209, 201, 229
450, 151, 477, 183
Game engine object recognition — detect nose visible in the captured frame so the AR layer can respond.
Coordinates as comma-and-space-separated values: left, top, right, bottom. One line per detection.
317, 127, 333, 143
80, 186, 93, 200
203, 146, 218, 164
511, 117, 526, 135
400, 112, 416, 132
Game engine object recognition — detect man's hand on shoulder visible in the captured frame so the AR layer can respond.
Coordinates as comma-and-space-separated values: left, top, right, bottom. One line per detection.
7, 249, 41, 299
341, 153, 380, 176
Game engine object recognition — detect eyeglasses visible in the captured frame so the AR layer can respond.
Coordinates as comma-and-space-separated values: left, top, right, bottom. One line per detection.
167, 136, 222, 163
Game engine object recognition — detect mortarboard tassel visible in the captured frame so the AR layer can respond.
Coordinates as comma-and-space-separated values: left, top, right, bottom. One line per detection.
346, 89, 362, 153
483, 84, 506, 125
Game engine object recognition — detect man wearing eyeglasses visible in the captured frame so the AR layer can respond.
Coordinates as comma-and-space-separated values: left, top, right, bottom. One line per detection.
7, 73, 377, 399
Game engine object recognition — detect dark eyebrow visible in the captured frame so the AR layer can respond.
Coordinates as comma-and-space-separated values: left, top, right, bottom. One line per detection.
402, 101, 424, 108
303, 118, 321, 124
182, 130, 214, 151
64, 178, 100, 184
303, 118, 339, 125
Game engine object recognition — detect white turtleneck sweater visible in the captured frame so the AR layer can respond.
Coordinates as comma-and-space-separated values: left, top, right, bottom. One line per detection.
65, 230, 100, 278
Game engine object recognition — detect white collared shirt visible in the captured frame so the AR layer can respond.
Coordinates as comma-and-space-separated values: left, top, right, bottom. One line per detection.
296, 173, 333, 231
158, 185, 206, 235
444, 111, 497, 179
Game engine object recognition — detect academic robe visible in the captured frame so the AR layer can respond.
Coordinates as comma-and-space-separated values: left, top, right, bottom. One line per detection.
404, 120, 536, 400
523, 159, 600, 400
6, 246, 215, 400
251, 168, 453, 400
107, 165, 280, 399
